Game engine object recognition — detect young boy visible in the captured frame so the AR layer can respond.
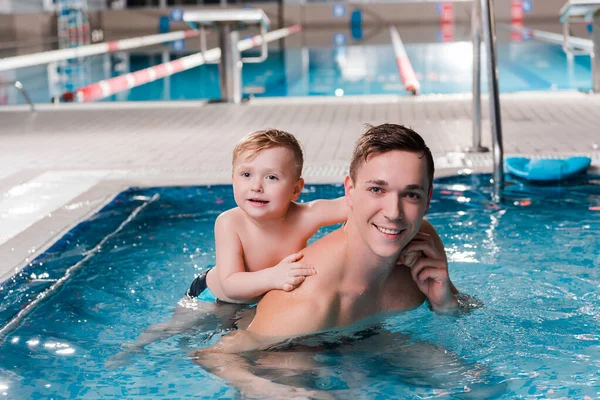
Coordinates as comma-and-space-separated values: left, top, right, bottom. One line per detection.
187, 129, 348, 303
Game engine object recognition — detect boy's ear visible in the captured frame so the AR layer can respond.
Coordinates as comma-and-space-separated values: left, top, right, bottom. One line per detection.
424, 185, 433, 215
344, 175, 354, 208
292, 178, 304, 200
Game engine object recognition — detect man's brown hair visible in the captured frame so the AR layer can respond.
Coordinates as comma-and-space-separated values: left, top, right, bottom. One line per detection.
349, 124, 434, 188
233, 129, 304, 178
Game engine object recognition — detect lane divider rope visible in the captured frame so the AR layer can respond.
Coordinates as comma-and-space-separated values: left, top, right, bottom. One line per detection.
0, 194, 160, 343
388, 24, 420, 96
0, 29, 201, 72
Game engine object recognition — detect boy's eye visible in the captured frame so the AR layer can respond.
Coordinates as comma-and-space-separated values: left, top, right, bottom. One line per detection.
266, 175, 278, 180
369, 187, 383, 194
241, 172, 250, 178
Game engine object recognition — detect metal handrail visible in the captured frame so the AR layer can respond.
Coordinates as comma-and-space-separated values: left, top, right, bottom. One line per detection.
0, 81, 35, 112
466, 0, 488, 154
466, 0, 503, 201
480, 0, 504, 201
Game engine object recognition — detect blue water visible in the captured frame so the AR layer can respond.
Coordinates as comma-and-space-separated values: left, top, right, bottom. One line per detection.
0, 174, 599, 398
2, 34, 592, 105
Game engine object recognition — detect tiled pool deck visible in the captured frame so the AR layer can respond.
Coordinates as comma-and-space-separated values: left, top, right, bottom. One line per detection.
1, 92, 599, 280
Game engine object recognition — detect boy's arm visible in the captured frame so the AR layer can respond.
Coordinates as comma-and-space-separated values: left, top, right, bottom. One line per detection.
215, 213, 315, 301
304, 197, 348, 229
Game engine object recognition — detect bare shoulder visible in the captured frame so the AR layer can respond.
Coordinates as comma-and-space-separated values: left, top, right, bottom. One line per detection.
286, 201, 309, 220
215, 207, 245, 227
419, 218, 437, 235
301, 229, 345, 273
283, 202, 315, 233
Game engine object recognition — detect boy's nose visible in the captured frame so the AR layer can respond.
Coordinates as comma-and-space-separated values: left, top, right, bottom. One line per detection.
251, 180, 263, 192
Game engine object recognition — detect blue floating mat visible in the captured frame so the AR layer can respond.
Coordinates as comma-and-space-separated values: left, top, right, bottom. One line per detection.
505, 156, 591, 182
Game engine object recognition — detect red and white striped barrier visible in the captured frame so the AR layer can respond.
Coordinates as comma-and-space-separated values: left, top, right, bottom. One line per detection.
439, 2, 454, 42
0, 29, 200, 72
510, 0, 524, 42
440, 2, 454, 24
68, 24, 302, 103
388, 25, 420, 95
510, 0, 524, 24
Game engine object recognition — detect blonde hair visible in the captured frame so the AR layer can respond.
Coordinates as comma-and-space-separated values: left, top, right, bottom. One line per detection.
233, 129, 304, 178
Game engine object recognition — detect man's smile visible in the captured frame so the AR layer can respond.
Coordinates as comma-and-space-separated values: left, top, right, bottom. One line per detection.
373, 224, 405, 238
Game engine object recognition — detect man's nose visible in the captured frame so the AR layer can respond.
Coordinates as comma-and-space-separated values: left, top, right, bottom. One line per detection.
383, 195, 402, 220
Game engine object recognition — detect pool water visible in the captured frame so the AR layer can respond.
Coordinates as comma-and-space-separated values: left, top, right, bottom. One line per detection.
0, 174, 599, 398
1, 35, 592, 105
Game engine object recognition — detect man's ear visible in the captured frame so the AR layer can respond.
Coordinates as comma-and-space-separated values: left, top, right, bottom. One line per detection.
292, 178, 304, 200
425, 185, 433, 215
344, 175, 354, 208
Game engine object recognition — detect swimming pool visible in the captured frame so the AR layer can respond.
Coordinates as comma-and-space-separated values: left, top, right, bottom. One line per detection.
0, 174, 598, 398
1, 29, 592, 105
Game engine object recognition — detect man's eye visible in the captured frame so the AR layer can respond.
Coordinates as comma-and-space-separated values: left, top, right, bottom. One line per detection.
369, 187, 383, 194
406, 192, 422, 200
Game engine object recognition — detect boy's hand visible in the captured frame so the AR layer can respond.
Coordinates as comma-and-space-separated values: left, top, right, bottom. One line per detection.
270, 253, 316, 292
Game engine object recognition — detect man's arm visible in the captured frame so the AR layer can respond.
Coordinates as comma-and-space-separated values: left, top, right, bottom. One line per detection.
215, 213, 315, 301
418, 219, 458, 295
402, 220, 459, 312
190, 292, 331, 398
190, 331, 330, 400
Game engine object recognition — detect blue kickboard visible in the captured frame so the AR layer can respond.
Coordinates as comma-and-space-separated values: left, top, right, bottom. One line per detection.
505, 156, 591, 181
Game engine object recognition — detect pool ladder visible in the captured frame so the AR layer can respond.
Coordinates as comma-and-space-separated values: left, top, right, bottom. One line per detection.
467, 0, 504, 202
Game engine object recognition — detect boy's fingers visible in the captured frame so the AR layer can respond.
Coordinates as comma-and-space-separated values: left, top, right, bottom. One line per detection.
282, 252, 303, 263
282, 276, 305, 291
290, 265, 316, 276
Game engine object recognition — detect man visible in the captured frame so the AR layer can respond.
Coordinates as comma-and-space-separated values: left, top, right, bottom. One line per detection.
191, 124, 464, 397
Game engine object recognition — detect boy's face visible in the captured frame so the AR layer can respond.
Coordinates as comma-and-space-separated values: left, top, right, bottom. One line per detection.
232, 146, 304, 220
344, 150, 430, 260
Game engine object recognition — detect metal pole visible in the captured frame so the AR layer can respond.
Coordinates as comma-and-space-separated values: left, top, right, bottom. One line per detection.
219, 24, 242, 103
162, 51, 171, 100
593, 11, 600, 92
481, 0, 504, 201
466, 0, 488, 153
14, 81, 35, 112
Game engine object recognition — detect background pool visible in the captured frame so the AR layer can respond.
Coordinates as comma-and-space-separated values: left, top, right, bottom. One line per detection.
0, 27, 592, 105
0, 174, 599, 398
